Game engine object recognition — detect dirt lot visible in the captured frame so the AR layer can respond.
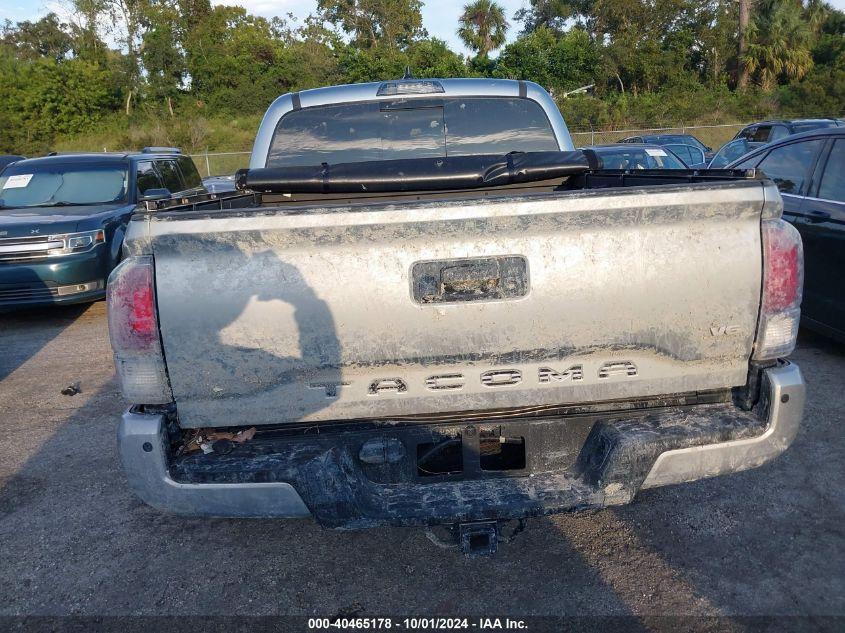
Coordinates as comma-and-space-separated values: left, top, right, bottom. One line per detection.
1, 301, 843, 624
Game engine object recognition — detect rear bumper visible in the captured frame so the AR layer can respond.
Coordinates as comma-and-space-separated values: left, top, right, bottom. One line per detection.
640, 362, 804, 488
117, 363, 804, 527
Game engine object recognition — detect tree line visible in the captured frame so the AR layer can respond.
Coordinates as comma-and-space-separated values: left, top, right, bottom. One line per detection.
1, 0, 843, 155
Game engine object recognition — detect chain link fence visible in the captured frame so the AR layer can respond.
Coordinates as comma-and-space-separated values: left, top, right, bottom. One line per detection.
189, 151, 251, 178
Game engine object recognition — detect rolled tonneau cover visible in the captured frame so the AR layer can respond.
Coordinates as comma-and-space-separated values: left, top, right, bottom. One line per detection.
236, 151, 594, 194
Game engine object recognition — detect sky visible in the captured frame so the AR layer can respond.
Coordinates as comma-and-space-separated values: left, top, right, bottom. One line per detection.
3, 0, 845, 57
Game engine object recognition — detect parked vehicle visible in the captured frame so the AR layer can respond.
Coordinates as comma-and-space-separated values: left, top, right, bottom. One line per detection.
732, 119, 843, 148
581, 143, 689, 169
0, 155, 24, 172
111, 79, 805, 555
708, 138, 753, 168
660, 143, 708, 168
0, 149, 205, 309
202, 174, 238, 193
617, 134, 713, 164
727, 127, 845, 342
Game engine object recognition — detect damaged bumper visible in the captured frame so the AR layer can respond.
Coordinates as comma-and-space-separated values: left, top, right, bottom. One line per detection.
117, 363, 804, 528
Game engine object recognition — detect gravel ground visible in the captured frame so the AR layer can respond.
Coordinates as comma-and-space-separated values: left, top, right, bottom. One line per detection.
0, 301, 843, 624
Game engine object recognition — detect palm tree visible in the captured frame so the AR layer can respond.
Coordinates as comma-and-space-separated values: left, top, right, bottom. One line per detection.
743, 0, 814, 91
458, 0, 509, 60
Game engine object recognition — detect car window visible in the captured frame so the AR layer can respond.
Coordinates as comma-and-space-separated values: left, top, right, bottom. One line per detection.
817, 139, 845, 203
596, 147, 685, 170
737, 126, 756, 141
710, 140, 752, 168
792, 121, 836, 134
686, 136, 707, 151
444, 98, 559, 155
665, 144, 704, 165
136, 161, 162, 195
0, 162, 128, 207
732, 152, 764, 169
770, 125, 790, 142
658, 135, 706, 151
755, 139, 824, 194
750, 126, 772, 143
155, 160, 183, 193
268, 97, 558, 167
177, 156, 202, 189
665, 144, 691, 163
647, 148, 686, 169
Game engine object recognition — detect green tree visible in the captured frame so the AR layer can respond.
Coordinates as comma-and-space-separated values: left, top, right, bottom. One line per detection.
458, 0, 509, 60
494, 26, 599, 93
68, 0, 110, 64
744, 0, 814, 90
515, 0, 584, 34
182, 6, 293, 113
317, 0, 425, 49
2, 14, 74, 62
692, 0, 738, 84
0, 50, 118, 153
809, 2, 844, 67
778, 3, 844, 113
177, 0, 212, 33
141, 0, 186, 116
339, 38, 467, 83
101, 0, 145, 113
578, 0, 722, 95
276, 17, 343, 91
406, 39, 470, 77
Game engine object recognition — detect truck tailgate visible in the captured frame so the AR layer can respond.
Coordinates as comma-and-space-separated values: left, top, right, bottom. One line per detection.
147, 181, 766, 428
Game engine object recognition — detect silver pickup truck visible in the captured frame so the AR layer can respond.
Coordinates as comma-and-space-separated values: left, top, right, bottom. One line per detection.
110, 79, 806, 555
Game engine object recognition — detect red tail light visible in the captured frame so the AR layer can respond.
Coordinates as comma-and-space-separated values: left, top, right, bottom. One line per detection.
762, 222, 802, 313
753, 220, 803, 361
107, 257, 172, 403
109, 259, 157, 351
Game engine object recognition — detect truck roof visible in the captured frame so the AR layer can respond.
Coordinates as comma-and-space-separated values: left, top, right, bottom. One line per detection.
297, 78, 531, 101
13, 151, 184, 167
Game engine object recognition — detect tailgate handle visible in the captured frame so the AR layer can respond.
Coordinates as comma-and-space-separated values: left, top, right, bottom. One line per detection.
441, 261, 501, 298
412, 256, 528, 304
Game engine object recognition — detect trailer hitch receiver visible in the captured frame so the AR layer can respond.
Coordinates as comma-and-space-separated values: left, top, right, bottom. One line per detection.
459, 521, 499, 557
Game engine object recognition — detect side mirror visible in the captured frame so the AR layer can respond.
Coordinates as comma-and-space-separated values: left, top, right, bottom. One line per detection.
139, 188, 171, 202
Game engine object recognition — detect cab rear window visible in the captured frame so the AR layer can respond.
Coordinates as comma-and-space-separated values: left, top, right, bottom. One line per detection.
267, 97, 559, 167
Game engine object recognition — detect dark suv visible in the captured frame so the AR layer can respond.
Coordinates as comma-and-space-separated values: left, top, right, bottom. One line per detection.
733, 119, 843, 147
0, 149, 205, 309
727, 127, 845, 341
